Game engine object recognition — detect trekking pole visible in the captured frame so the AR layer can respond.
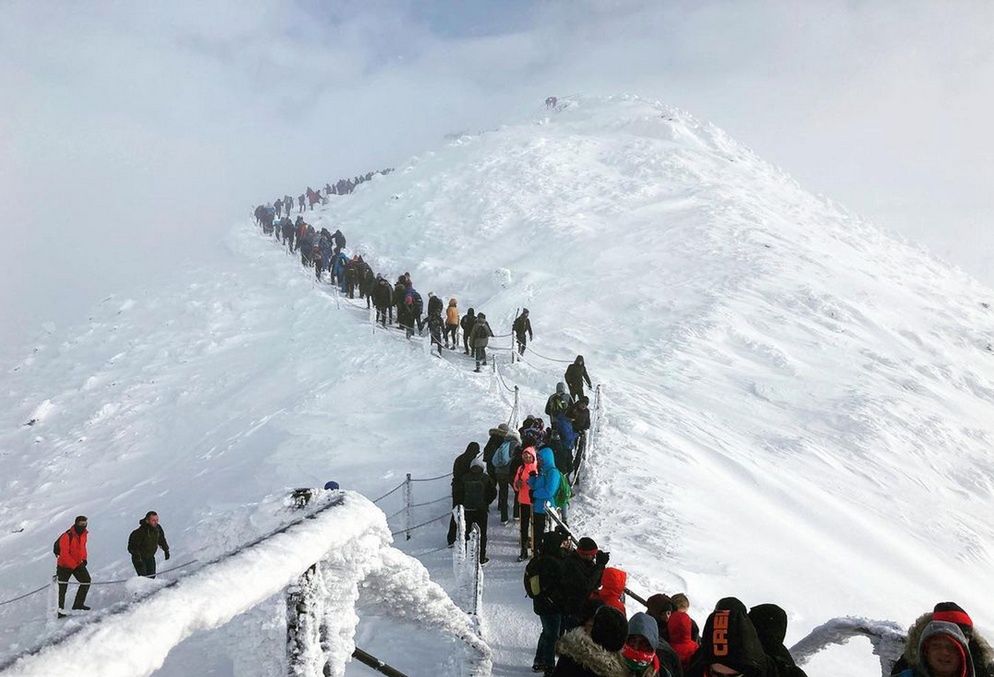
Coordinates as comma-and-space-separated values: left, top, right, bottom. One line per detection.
403, 474, 412, 541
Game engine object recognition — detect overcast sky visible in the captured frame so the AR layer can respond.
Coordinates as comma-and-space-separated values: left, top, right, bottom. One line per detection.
2, 1, 992, 349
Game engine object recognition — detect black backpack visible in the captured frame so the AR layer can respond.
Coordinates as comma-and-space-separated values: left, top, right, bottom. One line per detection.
462, 474, 488, 511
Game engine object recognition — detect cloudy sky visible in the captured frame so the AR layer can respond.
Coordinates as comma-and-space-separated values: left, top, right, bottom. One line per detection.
2, 1, 992, 349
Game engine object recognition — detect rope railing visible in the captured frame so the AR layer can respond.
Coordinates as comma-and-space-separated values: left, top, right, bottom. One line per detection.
0, 559, 201, 607
525, 347, 576, 364
390, 512, 450, 537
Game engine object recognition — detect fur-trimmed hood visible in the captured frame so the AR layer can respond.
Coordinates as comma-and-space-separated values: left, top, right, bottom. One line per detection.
903, 612, 994, 672
556, 629, 630, 677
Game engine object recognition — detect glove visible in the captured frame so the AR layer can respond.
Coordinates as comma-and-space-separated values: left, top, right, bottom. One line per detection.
164, 550, 170, 561
595, 551, 610, 567
81, 560, 87, 567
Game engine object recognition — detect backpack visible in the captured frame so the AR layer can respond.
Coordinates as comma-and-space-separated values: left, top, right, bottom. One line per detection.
546, 393, 567, 417
553, 473, 572, 508
492, 441, 512, 470
462, 474, 488, 511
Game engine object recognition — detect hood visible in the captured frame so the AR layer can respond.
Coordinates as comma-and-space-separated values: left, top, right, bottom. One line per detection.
459, 442, 481, 460
669, 610, 694, 644
556, 628, 629, 677
520, 447, 537, 465
748, 603, 788, 649
600, 568, 628, 598
537, 447, 556, 470
556, 382, 567, 395
629, 612, 660, 651
918, 621, 974, 677
903, 612, 994, 671
575, 355, 584, 365
690, 604, 767, 676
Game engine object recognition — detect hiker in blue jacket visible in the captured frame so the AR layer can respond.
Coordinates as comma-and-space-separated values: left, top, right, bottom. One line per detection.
331, 251, 348, 287
528, 446, 561, 543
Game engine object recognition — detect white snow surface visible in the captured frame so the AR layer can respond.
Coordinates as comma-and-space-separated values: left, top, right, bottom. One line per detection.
2, 94, 994, 675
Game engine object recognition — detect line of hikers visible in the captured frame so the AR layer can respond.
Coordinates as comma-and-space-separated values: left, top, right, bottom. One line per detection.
252, 210, 559, 372
248, 188, 988, 677
255, 169, 394, 222
51, 511, 170, 618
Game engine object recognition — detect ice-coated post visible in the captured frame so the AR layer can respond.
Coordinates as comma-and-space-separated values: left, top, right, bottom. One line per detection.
403, 473, 413, 541
453, 505, 466, 580
467, 524, 483, 618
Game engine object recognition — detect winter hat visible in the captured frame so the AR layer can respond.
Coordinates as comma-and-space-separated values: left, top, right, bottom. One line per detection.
716, 597, 749, 616
934, 602, 973, 630
628, 612, 660, 650
478, 312, 486, 319
646, 593, 675, 620
449, 298, 457, 306
577, 537, 598, 556
522, 308, 529, 315
470, 456, 486, 472
591, 606, 629, 652
497, 423, 509, 433
323, 481, 340, 490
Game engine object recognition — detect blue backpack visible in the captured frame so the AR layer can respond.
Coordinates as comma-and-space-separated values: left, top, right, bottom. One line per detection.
492, 441, 512, 469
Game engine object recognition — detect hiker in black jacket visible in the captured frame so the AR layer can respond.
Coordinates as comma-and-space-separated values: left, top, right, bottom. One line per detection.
564, 355, 592, 400
748, 604, 808, 677
460, 308, 476, 355
447, 442, 481, 545
525, 531, 568, 672
513, 308, 534, 356
373, 277, 394, 326
127, 511, 170, 578
686, 598, 768, 677
560, 537, 609, 632
461, 457, 497, 564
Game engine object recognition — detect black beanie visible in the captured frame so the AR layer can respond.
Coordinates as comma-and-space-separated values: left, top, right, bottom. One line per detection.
579, 598, 606, 626
591, 606, 628, 652
577, 537, 598, 553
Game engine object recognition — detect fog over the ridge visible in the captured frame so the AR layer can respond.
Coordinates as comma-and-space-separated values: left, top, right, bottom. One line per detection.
2, 1, 992, 350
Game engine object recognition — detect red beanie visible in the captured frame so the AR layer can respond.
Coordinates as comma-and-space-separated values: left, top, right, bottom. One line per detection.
933, 602, 973, 629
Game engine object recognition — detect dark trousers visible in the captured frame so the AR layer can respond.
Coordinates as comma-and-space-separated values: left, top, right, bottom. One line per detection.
532, 512, 547, 543
464, 509, 489, 560
535, 613, 562, 668
519, 503, 532, 555
496, 476, 510, 522
568, 383, 585, 401
463, 331, 471, 354
474, 346, 487, 369
132, 555, 157, 578
445, 325, 458, 347
56, 565, 91, 610
516, 333, 528, 355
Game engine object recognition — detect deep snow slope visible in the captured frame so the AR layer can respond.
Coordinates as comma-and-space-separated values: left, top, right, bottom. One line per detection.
1, 94, 993, 675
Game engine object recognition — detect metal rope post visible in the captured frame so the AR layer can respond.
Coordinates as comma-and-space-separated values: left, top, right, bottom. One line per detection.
403, 474, 413, 541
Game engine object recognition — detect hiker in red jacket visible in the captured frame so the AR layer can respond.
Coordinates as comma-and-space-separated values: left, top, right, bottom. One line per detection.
591, 567, 627, 615
53, 515, 91, 616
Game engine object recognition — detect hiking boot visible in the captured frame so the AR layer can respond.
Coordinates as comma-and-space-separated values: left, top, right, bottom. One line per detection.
480, 556, 490, 565
73, 605, 91, 611
518, 553, 529, 562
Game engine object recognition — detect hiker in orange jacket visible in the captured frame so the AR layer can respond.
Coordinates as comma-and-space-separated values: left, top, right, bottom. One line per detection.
53, 515, 91, 615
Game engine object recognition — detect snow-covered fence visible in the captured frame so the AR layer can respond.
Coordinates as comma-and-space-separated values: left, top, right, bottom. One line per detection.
0, 491, 491, 677
450, 506, 484, 630
789, 617, 907, 676
372, 472, 453, 541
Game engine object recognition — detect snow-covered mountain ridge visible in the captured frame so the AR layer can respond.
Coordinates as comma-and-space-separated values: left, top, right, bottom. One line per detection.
2, 94, 992, 675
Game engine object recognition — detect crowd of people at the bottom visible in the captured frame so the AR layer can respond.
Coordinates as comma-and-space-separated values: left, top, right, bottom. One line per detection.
522, 536, 992, 677
51, 511, 170, 618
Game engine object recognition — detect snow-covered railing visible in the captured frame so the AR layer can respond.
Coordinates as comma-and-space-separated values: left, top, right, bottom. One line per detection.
0, 491, 491, 677
450, 506, 484, 631
789, 617, 907, 676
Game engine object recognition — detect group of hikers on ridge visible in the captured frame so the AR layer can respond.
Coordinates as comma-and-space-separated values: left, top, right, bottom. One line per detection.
252, 207, 558, 372
251, 178, 985, 677
253, 168, 393, 225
